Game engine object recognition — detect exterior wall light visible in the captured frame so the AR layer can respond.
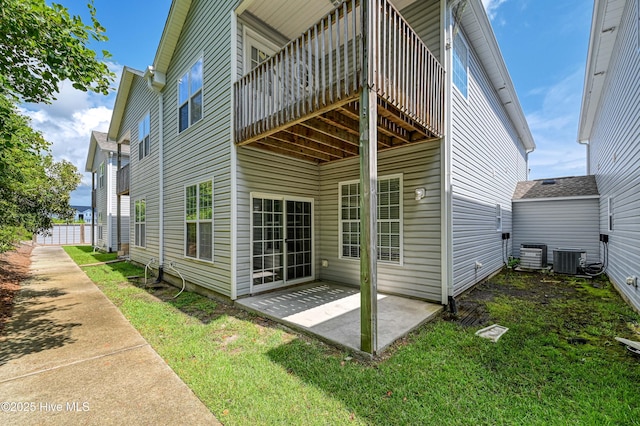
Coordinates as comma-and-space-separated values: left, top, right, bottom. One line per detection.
415, 188, 426, 201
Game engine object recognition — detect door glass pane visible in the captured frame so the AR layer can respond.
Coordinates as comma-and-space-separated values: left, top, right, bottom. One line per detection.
252, 197, 283, 286
286, 201, 312, 281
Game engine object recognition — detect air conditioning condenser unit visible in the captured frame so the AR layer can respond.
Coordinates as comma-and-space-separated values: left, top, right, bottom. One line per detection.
520, 247, 543, 269
553, 248, 586, 275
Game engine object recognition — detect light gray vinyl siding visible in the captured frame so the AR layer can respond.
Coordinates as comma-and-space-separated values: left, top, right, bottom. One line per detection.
450, 29, 527, 296
235, 148, 320, 296
512, 199, 601, 265
116, 74, 158, 264
319, 142, 442, 301
160, 0, 236, 297
400, 0, 441, 62
588, 0, 640, 311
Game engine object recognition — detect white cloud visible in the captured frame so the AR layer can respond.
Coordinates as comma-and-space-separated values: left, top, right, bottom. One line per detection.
482, 0, 508, 20
21, 80, 117, 205
526, 68, 587, 179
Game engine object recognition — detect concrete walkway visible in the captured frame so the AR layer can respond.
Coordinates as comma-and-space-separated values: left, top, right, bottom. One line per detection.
0, 246, 219, 425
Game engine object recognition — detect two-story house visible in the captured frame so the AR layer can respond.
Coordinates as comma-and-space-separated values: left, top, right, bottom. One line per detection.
107, 0, 534, 352
85, 130, 130, 253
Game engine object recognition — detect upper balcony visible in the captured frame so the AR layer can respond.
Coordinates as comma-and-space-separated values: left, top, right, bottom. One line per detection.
234, 0, 444, 163
117, 163, 130, 195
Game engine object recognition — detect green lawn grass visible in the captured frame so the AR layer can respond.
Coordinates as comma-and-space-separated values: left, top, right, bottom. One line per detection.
64, 246, 640, 425
63, 245, 117, 265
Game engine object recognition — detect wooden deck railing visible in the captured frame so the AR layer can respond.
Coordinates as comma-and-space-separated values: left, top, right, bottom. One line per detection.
234, 0, 444, 145
117, 163, 130, 195
370, 0, 444, 137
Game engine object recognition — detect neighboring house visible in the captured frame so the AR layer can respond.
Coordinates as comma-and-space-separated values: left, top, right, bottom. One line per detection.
105, 0, 533, 350
512, 176, 601, 266
578, 0, 640, 312
71, 206, 93, 223
85, 131, 130, 252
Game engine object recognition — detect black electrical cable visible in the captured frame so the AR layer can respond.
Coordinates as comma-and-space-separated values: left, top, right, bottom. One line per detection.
583, 240, 608, 276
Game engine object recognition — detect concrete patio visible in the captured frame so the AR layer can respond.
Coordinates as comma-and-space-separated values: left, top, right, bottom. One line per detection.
235, 281, 443, 354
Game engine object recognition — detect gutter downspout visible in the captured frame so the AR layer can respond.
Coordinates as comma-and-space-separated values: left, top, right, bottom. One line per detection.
107, 152, 113, 252
91, 172, 95, 247
525, 148, 534, 180
146, 66, 166, 282
579, 140, 590, 175
156, 92, 165, 282
442, 0, 454, 307
230, 10, 238, 300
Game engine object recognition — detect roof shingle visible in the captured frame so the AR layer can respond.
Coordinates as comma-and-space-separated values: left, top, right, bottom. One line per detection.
512, 175, 599, 200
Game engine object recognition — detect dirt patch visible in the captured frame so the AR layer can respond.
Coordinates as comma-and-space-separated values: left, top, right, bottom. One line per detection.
0, 243, 33, 335
444, 270, 585, 327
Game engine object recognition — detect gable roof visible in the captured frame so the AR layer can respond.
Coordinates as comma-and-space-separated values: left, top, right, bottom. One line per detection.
85, 130, 130, 172
512, 175, 599, 201
459, 0, 535, 152
71, 205, 92, 212
107, 66, 145, 141
152, 0, 192, 76
578, 0, 626, 142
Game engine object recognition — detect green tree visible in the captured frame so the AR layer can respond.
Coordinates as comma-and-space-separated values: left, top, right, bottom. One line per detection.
0, 0, 114, 103
0, 0, 113, 251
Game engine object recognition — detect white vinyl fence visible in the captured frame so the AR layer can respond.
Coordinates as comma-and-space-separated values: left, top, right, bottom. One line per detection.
35, 224, 89, 245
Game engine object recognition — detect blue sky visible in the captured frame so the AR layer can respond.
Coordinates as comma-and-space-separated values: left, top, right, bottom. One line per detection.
23, 0, 593, 206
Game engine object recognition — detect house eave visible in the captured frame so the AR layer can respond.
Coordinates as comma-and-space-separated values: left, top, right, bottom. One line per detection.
463, 0, 535, 152
107, 67, 144, 141
151, 0, 193, 76
577, 0, 626, 142
512, 195, 601, 203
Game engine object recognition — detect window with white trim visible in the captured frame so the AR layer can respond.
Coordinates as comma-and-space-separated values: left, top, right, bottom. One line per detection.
97, 212, 103, 240
138, 113, 150, 160
339, 175, 402, 263
244, 28, 278, 73
98, 162, 105, 189
185, 180, 213, 261
608, 197, 613, 232
178, 58, 203, 133
452, 30, 469, 98
496, 204, 502, 232
135, 199, 146, 247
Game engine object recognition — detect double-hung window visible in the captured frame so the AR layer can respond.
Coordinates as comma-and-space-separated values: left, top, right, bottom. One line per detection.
138, 114, 150, 160
185, 180, 213, 261
452, 30, 469, 98
135, 199, 146, 247
608, 197, 614, 232
98, 162, 105, 189
178, 58, 203, 133
496, 204, 502, 232
339, 175, 402, 264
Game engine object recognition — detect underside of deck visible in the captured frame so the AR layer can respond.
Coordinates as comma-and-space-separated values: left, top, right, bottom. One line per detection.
239, 96, 441, 164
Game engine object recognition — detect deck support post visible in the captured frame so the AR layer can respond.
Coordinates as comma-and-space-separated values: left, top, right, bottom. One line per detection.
359, 0, 378, 355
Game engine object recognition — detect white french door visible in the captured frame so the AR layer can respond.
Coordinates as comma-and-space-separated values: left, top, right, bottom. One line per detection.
250, 194, 314, 292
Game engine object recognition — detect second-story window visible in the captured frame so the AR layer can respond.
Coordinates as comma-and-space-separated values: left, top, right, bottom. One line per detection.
452, 30, 469, 98
178, 58, 203, 133
98, 162, 105, 189
138, 113, 150, 160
